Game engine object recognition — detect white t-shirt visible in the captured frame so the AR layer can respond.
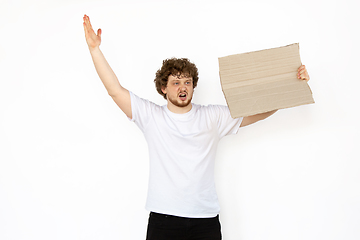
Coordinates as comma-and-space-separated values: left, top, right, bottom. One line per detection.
129, 91, 243, 218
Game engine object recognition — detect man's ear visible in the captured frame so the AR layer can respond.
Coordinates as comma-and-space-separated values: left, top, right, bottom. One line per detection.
161, 86, 167, 94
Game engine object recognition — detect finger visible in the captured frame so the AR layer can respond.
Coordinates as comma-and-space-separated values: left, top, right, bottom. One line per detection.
83, 16, 90, 31
297, 70, 304, 79
83, 21, 88, 37
84, 15, 93, 31
297, 71, 308, 80
84, 17, 97, 38
83, 17, 91, 37
301, 76, 309, 81
87, 17, 93, 30
298, 65, 306, 72
299, 69, 306, 75
300, 73, 309, 81
97, 28, 102, 37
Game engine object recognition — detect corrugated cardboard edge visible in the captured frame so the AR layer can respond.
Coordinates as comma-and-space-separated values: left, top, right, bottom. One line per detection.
218, 43, 315, 118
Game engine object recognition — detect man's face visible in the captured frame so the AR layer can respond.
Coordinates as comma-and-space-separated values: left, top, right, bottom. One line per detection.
162, 74, 194, 110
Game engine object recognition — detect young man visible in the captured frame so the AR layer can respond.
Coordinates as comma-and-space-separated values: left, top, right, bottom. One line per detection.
83, 15, 310, 240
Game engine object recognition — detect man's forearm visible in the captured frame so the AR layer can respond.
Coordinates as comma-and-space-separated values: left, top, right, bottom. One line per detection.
240, 110, 277, 127
256, 109, 277, 121
89, 47, 123, 96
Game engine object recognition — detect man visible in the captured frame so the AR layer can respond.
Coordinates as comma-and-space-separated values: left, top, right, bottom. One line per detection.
83, 15, 310, 240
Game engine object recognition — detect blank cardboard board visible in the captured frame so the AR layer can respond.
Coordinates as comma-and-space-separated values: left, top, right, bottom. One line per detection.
218, 43, 314, 118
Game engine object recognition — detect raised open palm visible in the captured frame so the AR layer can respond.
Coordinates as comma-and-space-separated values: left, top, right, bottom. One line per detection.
83, 15, 102, 49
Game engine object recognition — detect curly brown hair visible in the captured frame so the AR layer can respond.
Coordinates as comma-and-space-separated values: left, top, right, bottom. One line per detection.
154, 58, 199, 99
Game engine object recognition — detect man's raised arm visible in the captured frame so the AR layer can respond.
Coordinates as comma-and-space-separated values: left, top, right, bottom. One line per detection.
83, 15, 132, 119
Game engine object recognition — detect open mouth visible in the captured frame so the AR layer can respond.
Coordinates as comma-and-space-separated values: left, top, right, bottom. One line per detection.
179, 93, 187, 101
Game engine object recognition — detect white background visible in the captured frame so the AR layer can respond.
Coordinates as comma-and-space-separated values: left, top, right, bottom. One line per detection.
1, 0, 359, 239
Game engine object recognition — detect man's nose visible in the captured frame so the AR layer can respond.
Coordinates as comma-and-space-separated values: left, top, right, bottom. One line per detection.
180, 84, 186, 90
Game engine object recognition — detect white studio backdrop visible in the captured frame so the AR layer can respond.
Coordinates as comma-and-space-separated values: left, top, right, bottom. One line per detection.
0, 0, 359, 239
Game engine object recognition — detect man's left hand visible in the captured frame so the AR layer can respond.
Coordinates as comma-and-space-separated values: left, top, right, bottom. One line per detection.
297, 65, 310, 81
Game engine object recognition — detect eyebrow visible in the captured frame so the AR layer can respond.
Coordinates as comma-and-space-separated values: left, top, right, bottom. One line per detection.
170, 78, 192, 82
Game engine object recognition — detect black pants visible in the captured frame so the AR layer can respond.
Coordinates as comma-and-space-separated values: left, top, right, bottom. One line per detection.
146, 212, 222, 240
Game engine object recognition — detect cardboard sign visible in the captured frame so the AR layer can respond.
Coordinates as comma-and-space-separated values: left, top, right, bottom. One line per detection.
218, 43, 314, 118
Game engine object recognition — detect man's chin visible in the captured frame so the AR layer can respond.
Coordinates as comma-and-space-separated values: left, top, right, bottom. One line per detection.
174, 101, 191, 108
169, 97, 192, 108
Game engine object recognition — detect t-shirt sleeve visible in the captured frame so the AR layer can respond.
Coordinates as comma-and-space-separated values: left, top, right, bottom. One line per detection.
208, 105, 243, 138
128, 91, 157, 132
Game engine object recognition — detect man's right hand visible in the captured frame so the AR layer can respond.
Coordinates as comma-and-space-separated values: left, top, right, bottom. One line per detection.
83, 15, 102, 50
